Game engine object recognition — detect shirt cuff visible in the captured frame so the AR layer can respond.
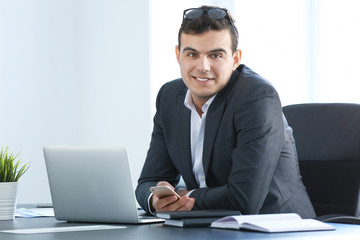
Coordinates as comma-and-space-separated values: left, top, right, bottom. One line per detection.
186, 189, 195, 197
147, 193, 155, 215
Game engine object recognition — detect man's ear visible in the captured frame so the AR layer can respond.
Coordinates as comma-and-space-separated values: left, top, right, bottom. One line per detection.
233, 49, 242, 70
175, 45, 180, 64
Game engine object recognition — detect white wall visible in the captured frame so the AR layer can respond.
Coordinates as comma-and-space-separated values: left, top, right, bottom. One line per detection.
0, 0, 151, 204
234, 0, 310, 105
317, 0, 360, 102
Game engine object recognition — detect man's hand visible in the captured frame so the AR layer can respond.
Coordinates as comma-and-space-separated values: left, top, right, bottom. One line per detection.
150, 181, 195, 212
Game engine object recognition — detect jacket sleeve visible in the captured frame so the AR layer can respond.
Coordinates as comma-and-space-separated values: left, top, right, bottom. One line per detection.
135, 85, 180, 214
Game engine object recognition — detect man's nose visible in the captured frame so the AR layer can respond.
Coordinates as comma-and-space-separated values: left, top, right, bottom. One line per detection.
197, 56, 211, 72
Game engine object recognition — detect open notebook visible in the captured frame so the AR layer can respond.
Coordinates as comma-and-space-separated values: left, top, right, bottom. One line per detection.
211, 213, 335, 233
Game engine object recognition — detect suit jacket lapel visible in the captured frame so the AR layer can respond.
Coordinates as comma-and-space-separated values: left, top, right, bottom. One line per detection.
177, 94, 198, 189
202, 68, 240, 178
202, 95, 226, 178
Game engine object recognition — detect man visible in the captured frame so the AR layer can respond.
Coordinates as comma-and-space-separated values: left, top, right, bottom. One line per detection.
136, 6, 316, 218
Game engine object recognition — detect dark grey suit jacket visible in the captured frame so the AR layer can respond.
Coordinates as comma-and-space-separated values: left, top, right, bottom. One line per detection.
136, 65, 316, 218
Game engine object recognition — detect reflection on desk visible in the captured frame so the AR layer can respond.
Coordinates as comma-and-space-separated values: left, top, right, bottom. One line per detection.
15, 208, 55, 218
0, 217, 360, 240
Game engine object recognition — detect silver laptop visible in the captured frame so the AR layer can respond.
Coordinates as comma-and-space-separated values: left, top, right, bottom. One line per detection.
43, 146, 163, 224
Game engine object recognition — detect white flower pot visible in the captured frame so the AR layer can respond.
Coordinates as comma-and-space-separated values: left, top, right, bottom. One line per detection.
0, 182, 18, 221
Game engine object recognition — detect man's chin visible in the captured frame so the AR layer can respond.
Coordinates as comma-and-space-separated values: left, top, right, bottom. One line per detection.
190, 91, 217, 101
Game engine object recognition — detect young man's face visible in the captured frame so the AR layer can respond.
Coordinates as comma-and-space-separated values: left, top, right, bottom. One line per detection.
176, 29, 241, 106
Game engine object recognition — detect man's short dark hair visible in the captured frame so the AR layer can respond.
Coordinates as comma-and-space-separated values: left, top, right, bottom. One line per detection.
178, 5, 238, 53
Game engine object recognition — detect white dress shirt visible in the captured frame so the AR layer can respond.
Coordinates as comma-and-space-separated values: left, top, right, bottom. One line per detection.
184, 89, 216, 188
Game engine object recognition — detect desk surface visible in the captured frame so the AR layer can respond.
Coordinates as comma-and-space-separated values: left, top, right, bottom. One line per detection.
0, 217, 360, 240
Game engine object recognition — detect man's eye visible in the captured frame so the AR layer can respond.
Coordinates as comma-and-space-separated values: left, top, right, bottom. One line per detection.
211, 54, 222, 59
188, 52, 198, 58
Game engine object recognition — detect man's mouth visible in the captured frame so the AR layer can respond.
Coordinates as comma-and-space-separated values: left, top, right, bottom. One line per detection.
193, 76, 214, 82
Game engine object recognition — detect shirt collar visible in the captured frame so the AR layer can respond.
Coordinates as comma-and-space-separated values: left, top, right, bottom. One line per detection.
184, 89, 216, 113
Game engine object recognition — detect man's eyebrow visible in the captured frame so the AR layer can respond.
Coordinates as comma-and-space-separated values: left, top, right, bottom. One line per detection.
182, 47, 199, 53
182, 47, 228, 54
208, 48, 228, 54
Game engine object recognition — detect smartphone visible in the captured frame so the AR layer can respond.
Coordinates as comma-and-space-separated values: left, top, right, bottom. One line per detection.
149, 186, 180, 198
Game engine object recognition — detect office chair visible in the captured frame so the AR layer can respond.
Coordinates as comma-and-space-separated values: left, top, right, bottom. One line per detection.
283, 103, 360, 224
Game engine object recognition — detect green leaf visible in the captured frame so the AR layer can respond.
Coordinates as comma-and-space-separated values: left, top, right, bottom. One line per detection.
0, 146, 30, 182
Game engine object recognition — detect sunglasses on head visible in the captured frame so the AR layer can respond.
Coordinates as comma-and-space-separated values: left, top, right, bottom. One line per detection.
183, 8, 238, 35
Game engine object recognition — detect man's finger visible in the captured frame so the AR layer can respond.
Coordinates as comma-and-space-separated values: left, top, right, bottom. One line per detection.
153, 195, 178, 210
174, 197, 195, 211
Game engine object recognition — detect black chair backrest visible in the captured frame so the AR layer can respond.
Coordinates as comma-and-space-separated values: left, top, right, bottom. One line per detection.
283, 103, 360, 217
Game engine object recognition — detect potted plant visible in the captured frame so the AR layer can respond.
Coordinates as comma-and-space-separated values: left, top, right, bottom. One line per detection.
0, 147, 30, 220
